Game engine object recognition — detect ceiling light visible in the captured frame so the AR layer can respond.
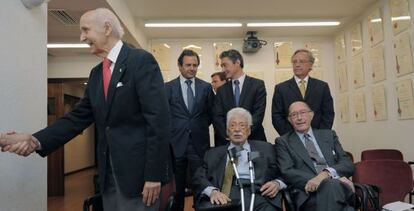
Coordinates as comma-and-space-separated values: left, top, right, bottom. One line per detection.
247, 21, 340, 27
145, 23, 242, 28
47, 43, 90, 48
391, 16, 411, 21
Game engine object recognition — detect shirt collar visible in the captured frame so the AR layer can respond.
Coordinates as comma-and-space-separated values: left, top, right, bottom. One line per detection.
295, 127, 314, 140
294, 75, 309, 85
106, 40, 123, 64
228, 140, 251, 152
179, 75, 195, 85
232, 73, 246, 85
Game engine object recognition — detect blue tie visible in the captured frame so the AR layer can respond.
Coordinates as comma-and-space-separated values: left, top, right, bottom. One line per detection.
185, 80, 194, 112
234, 80, 240, 106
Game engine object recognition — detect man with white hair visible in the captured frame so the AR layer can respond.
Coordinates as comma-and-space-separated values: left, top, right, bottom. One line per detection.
193, 108, 285, 211
0, 8, 171, 211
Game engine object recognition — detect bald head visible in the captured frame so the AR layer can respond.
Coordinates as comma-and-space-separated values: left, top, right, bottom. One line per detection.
82, 8, 124, 39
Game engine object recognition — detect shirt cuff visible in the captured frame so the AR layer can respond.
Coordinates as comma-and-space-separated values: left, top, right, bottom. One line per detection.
202, 186, 219, 197
325, 167, 339, 179
275, 179, 287, 190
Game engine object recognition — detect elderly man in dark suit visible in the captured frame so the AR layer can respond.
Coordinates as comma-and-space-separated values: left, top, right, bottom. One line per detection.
275, 101, 355, 211
272, 49, 334, 136
193, 107, 285, 211
213, 49, 267, 146
165, 49, 213, 211
0, 8, 171, 211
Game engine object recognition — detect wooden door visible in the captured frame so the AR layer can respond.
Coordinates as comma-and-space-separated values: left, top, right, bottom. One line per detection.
47, 82, 65, 196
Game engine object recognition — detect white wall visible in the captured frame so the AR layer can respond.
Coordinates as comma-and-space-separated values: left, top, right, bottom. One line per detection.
334, 0, 414, 162
151, 37, 335, 144
0, 1, 47, 211
48, 55, 99, 79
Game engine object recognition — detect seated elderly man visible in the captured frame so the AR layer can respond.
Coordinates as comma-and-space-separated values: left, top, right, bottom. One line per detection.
193, 107, 285, 211
275, 101, 355, 211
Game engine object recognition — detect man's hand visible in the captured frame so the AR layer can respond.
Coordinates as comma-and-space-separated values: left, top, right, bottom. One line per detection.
338, 177, 355, 192
210, 190, 231, 205
260, 180, 280, 198
0, 132, 39, 157
305, 171, 330, 193
142, 181, 161, 206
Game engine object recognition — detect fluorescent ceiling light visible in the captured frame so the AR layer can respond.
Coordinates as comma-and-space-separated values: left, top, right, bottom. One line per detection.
391, 16, 411, 21
247, 21, 340, 27
47, 43, 90, 48
145, 23, 242, 28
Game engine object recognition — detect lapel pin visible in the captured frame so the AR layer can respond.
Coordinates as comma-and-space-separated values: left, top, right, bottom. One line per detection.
119, 68, 122, 73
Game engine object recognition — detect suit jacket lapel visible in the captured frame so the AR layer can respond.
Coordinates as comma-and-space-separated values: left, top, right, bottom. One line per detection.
104, 44, 128, 120
313, 130, 335, 165
239, 75, 250, 106
224, 81, 236, 106
174, 77, 190, 114
304, 77, 315, 101
287, 77, 304, 100
214, 146, 229, 189
289, 133, 317, 174
192, 78, 201, 114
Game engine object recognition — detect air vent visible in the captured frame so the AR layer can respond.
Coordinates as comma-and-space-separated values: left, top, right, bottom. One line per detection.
49, 9, 77, 26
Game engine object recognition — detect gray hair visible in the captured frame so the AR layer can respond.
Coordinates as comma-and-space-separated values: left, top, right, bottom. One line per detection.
226, 107, 252, 128
93, 8, 124, 39
291, 49, 315, 64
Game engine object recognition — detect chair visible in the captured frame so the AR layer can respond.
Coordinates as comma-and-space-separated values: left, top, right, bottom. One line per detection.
361, 149, 414, 203
361, 149, 403, 161
353, 160, 413, 208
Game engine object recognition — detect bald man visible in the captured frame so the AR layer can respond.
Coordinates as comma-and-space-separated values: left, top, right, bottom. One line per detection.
0, 8, 171, 211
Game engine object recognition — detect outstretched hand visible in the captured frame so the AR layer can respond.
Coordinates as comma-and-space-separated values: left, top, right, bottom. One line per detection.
0, 132, 39, 156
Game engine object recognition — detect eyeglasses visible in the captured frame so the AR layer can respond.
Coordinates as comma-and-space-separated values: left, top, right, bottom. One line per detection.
288, 110, 312, 119
291, 60, 310, 64
229, 123, 249, 130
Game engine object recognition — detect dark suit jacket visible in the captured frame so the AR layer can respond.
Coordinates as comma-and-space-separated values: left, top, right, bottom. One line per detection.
192, 140, 282, 208
34, 43, 172, 197
275, 129, 354, 207
213, 76, 267, 146
165, 77, 213, 158
271, 77, 334, 136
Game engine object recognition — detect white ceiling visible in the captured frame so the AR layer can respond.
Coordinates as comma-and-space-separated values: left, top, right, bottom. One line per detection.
47, 0, 377, 55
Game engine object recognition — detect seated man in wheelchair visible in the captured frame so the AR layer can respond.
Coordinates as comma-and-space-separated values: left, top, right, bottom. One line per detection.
193, 108, 285, 211
275, 101, 355, 211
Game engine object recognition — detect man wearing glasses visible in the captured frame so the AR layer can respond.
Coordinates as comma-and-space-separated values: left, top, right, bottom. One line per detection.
271, 49, 334, 136
275, 101, 355, 211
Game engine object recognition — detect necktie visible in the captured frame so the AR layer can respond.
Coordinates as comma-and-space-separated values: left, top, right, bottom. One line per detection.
303, 133, 327, 173
299, 80, 306, 98
222, 157, 238, 197
103, 58, 112, 100
185, 80, 194, 112
234, 80, 240, 106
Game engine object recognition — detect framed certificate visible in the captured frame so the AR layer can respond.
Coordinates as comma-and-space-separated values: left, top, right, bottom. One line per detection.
335, 33, 346, 62
367, 8, 384, 46
151, 42, 171, 72
369, 45, 386, 83
371, 85, 388, 121
213, 42, 232, 70
304, 42, 322, 67
389, 0, 411, 35
274, 42, 293, 68
351, 55, 365, 88
393, 32, 413, 77
350, 22, 363, 56
395, 79, 414, 120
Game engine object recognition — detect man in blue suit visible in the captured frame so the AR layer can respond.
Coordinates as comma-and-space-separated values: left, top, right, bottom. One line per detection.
165, 49, 214, 211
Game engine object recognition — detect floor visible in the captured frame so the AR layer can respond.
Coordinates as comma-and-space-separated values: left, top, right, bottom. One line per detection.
47, 168, 194, 211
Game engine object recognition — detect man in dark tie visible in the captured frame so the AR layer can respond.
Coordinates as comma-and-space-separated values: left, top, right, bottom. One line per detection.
213, 49, 267, 146
193, 107, 284, 211
165, 49, 214, 211
0, 8, 171, 211
272, 49, 334, 136
275, 101, 355, 211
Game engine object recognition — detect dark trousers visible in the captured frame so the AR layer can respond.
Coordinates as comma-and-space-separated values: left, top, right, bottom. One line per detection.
229, 179, 282, 211
172, 144, 203, 211
299, 179, 355, 211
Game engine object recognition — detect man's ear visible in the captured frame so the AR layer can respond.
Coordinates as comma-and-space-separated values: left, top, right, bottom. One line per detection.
104, 21, 112, 36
